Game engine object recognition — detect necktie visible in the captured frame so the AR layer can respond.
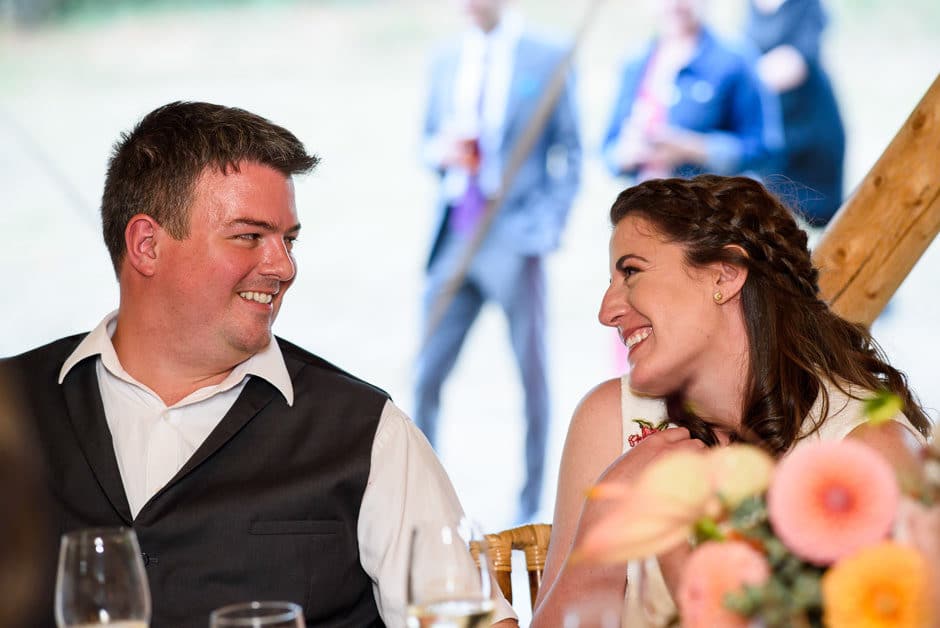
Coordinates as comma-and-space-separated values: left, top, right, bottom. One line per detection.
450, 42, 489, 234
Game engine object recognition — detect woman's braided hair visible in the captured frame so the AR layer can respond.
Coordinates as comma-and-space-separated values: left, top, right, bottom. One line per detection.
610, 175, 930, 454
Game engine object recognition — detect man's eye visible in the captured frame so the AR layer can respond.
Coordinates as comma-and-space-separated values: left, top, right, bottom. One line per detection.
623, 265, 640, 278
285, 236, 298, 249
237, 233, 260, 241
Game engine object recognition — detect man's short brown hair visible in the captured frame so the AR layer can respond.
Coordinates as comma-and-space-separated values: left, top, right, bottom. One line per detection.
101, 101, 318, 274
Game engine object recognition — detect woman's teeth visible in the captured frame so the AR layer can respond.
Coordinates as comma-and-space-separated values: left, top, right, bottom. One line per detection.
625, 327, 652, 348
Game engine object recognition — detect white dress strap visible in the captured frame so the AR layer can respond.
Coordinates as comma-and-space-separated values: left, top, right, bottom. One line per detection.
620, 375, 669, 451
618, 376, 676, 627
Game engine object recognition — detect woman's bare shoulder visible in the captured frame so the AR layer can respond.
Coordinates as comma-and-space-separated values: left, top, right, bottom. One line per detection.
570, 377, 623, 430
559, 378, 624, 478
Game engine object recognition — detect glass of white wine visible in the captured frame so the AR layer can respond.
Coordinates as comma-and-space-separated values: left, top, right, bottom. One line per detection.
54, 527, 151, 628
209, 601, 305, 627
406, 518, 495, 628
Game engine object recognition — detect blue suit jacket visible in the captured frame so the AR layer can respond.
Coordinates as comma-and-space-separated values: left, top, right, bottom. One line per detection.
422, 32, 582, 269
602, 28, 782, 180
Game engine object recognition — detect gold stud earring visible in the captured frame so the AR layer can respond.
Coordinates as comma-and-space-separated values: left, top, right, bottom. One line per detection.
713, 290, 723, 303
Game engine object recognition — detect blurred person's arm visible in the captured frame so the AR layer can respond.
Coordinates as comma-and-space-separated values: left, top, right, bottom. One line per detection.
643, 125, 709, 171
695, 62, 783, 175
601, 56, 646, 178
529, 62, 582, 232
757, 44, 808, 93
421, 47, 459, 175
753, 0, 826, 93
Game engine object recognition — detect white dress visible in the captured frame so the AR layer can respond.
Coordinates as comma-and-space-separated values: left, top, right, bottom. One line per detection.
617, 375, 925, 627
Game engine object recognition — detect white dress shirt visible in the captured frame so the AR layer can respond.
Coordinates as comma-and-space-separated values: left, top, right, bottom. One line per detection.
443, 10, 524, 202
58, 312, 516, 627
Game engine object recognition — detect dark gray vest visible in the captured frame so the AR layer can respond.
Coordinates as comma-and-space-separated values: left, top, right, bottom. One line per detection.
7, 335, 387, 628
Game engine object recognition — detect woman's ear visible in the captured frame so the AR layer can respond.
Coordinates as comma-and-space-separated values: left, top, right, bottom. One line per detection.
712, 245, 749, 304
124, 214, 159, 277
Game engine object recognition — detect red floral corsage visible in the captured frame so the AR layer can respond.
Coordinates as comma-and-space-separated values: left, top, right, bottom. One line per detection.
626, 418, 670, 447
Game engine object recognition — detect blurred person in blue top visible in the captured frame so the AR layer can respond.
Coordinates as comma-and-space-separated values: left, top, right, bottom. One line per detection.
602, 0, 782, 183
745, 0, 846, 227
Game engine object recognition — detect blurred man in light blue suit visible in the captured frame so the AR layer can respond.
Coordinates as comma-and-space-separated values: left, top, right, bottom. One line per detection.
416, 0, 581, 522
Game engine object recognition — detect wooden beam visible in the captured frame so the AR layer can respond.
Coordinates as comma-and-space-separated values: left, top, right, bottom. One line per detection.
813, 73, 940, 326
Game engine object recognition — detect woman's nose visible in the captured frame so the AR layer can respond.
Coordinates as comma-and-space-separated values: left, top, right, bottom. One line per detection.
598, 284, 625, 328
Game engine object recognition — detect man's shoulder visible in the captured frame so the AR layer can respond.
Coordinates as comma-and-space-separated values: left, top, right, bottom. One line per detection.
0, 334, 89, 399
2, 333, 88, 369
275, 337, 390, 401
518, 29, 568, 60
428, 39, 460, 67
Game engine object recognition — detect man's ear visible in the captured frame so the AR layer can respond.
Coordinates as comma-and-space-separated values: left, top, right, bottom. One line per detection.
712, 245, 749, 303
124, 214, 159, 277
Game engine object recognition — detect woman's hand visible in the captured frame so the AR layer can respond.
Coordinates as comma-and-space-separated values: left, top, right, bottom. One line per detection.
594, 427, 707, 491
586, 428, 706, 598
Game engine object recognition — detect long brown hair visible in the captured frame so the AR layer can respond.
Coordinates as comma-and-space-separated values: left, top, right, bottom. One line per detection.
610, 175, 930, 454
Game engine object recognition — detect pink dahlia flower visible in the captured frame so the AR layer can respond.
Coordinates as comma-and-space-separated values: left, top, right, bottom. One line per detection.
767, 439, 899, 565
677, 541, 770, 628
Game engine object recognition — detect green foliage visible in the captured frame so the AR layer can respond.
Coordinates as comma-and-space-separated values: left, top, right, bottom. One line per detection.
719, 496, 826, 628
692, 517, 724, 543
862, 390, 903, 425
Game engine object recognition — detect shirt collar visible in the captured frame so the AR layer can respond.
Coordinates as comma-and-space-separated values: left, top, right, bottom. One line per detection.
59, 310, 294, 407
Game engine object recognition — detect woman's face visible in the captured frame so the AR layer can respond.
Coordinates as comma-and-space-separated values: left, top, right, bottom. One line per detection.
599, 214, 724, 397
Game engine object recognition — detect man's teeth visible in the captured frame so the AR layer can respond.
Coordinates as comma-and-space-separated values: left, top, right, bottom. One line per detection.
625, 327, 652, 348
239, 291, 273, 304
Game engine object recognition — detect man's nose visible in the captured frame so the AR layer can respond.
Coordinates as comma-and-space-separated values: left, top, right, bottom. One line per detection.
263, 239, 296, 283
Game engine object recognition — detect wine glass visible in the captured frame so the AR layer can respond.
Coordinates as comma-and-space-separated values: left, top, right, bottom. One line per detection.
54, 527, 151, 628
406, 518, 496, 628
209, 601, 305, 628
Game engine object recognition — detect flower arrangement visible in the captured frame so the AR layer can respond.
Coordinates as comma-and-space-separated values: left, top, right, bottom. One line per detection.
578, 393, 940, 628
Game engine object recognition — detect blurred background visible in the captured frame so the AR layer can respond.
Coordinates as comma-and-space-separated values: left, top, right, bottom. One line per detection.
2, 2, 938, 616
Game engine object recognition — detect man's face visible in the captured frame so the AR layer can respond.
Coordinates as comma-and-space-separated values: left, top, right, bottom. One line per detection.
155, 161, 300, 368
460, 0, 504, 32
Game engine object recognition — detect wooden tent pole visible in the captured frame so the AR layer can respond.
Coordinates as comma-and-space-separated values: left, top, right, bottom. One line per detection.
813, 73, 940, 326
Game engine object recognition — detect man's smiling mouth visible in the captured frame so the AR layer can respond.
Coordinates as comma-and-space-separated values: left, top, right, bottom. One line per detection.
238, 291, 274, 304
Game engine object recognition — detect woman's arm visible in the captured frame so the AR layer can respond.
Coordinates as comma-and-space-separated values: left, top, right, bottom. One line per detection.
531, 380, 704, 626
848, 420, 923, 487
531, 379, 625, 627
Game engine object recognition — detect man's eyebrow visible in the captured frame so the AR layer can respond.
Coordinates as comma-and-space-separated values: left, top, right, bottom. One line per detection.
615, 253, 648, 271
225, 218, 301, 233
